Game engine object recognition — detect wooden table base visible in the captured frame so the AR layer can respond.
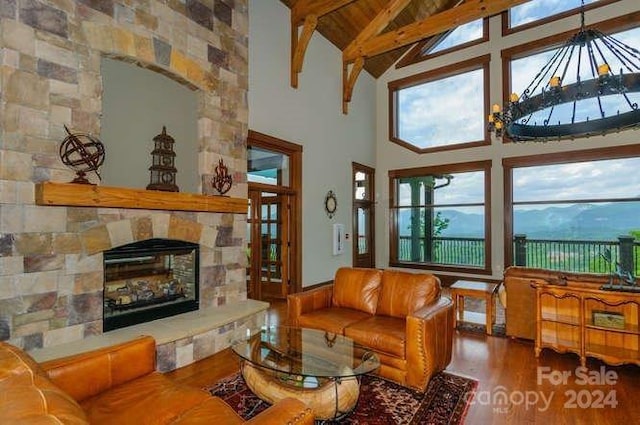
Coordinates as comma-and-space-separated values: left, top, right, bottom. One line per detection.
241, 362, 360, 421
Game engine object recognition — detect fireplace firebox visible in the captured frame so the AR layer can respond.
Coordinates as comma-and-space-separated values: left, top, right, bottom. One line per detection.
103, 239, 199, 331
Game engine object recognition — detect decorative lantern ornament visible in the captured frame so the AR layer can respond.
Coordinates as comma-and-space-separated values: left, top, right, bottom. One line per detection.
147, 126, 179, 192
212, 158, 233, 195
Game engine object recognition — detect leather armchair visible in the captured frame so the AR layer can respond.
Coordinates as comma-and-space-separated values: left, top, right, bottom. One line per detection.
288, 267, 454, 391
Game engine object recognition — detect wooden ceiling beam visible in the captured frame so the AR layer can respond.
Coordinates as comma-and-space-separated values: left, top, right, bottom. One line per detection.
341, 0, 413, 112
290, 0, 358, 88
291, 0, 358, 26
344, 0, 531, 62
342, 57, 365, 114
344, 0, 414, 61
291, 15, 317, 88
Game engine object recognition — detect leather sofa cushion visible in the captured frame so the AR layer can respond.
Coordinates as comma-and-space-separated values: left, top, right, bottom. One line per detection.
297, 306, 372, 334
332, 267, 382, 314
170, 397, 245, 424
44, 335, 157, 403
0, 342, 89, 424
344, 315, 406, 358
376, 270, 440, 319
81, 372, 222, 424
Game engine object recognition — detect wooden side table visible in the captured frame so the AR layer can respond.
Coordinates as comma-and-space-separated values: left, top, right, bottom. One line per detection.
450, 280, 499, 335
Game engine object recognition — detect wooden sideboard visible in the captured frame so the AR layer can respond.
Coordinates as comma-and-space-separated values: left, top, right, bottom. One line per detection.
504, 267, 610, 340
533, 282, 640, 366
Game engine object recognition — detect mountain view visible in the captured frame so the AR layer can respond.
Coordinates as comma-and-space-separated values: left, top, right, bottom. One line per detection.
399, 203, 640, 241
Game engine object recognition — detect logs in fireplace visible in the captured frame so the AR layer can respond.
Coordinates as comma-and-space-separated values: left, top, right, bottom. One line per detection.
103, 239, 199, 331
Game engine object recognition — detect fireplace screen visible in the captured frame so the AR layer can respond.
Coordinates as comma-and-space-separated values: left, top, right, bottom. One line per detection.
103, 239, 199, 331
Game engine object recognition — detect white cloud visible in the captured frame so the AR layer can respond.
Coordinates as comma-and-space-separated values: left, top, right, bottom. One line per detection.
398, 69, 484, 148
514, 157, 640, 203
398, 171, 485, 206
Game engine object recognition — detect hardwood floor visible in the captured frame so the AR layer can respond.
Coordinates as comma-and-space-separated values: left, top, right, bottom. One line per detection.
166, 300, 640, 424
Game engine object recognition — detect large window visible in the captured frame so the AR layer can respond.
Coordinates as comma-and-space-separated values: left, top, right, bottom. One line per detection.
397, 19, 488, 68
504, 146, 640, 275
389, 161, 491, 273
388, 55, 490, 153
504, 0, 620, 34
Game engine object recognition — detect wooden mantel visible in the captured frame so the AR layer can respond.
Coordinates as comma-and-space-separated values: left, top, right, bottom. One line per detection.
35, 182, 248, 214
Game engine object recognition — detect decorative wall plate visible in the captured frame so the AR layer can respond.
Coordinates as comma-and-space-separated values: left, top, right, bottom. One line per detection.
325, 190, 337, 218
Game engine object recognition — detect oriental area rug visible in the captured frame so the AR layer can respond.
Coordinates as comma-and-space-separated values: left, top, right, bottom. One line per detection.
207, 371, 477, 424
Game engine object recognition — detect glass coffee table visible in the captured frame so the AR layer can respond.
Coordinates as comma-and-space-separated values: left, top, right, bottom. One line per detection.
231, 326, 380, 421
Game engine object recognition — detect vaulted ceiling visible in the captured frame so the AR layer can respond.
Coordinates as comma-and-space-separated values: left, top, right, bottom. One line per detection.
281, 0, 460, 78
280, 0, 530, 113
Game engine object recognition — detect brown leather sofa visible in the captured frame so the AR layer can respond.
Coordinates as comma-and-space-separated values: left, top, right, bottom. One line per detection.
287, 267, 454, 392
504, 266, 608, 340
0, 335, 314, 424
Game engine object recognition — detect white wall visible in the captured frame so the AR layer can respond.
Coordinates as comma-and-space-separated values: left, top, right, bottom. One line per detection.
248, 0, 377, 286
375, 0, 640, 281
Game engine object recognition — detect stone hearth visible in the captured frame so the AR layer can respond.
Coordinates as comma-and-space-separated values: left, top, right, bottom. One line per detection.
30, 298, 268, 372
0, 0, 252, 368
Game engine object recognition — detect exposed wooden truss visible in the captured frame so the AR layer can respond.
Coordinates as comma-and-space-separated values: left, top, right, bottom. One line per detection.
345, 0, 530, 62
290, 0, 358, 88
287, 0, 532, 113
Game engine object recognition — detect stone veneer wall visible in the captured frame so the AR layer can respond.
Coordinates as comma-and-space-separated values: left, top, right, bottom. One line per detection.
0, 0, 249, 351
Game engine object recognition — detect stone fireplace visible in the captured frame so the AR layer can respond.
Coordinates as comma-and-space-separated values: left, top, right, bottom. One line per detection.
103, 238, 200, 332
0, 0, 254, 367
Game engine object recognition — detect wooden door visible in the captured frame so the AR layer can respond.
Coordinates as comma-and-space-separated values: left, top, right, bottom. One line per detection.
248, 189, 292, 300
353, 163, 375, 268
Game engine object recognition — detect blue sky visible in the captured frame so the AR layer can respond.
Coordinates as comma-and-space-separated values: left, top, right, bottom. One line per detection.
430, 19, 483, 54
509, 0, 600, 27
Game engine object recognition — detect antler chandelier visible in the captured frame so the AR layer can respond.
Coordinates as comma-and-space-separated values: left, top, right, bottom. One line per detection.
488, 3, 640, 142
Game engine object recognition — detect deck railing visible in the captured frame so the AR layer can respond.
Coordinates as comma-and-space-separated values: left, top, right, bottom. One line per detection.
397, 236, 484, 266
397, 235, 640, 274
513, 235, 639, 275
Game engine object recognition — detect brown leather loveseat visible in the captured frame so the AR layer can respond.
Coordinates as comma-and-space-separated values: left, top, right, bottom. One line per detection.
287, 267, 454, 391
0, 335, 314, 424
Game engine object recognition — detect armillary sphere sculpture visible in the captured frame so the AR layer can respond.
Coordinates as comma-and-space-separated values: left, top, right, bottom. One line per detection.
59, 125, 105, 184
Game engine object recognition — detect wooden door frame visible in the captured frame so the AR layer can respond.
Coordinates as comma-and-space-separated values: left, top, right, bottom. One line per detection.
352, 162, 375, 268
247, 130, 302, 295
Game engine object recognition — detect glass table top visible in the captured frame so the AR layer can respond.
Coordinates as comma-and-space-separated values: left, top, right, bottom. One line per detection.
231, 326, 380, 379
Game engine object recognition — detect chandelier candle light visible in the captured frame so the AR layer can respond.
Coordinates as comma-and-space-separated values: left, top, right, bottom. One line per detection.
488, 2, 640, 142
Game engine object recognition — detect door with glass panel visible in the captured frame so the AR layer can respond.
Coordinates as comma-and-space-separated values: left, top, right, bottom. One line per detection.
246, 131, 301, 301
353, 163, 375, 268
248, 190, 291, 300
